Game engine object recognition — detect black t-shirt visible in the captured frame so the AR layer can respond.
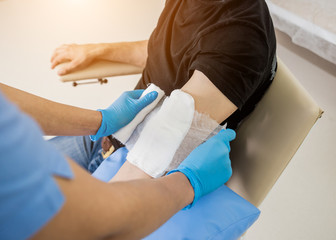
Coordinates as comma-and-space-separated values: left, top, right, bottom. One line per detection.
135, 0, 277, 129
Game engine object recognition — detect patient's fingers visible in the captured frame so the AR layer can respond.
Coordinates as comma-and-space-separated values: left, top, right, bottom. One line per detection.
51, 53, 70, 69
57, 60, 81, 76
51, 51, 70, 69
50, 44, 75, 67
51, 44, 96, 75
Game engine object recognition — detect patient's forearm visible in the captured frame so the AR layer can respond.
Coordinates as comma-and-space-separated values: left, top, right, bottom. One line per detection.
110, 161, 152, 182
97, 40, 148, 68
0, 83, 101, 136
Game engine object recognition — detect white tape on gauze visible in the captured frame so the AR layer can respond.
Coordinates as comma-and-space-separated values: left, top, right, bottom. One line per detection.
112, 84, 165, 144
126, 90, 195, 178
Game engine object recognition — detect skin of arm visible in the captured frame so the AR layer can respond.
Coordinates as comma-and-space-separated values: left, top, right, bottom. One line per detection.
0, 83, 102, 136
51, 41, 148, 75
181, 70, 238, 123
111, 69, 238, 181
32, 158, 194, 240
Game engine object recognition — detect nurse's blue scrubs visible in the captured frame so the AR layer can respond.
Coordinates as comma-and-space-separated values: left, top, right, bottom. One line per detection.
0, 91, 73, 240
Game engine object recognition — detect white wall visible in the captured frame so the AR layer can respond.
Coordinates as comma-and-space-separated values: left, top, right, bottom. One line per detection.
0, 0, 164, 109
1, 1, 335, 239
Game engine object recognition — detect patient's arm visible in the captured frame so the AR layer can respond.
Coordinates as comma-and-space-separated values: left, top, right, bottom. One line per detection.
112, 161, 152, 182
111, 69, 238, 182
181, 70, 237, 123
51, 41, 148, 75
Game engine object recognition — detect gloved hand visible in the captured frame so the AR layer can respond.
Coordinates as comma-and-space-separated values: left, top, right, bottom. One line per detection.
90, 90, 158, 141
168, 128, 236, 208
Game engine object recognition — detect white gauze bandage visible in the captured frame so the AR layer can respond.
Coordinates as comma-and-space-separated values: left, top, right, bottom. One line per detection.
126, 90, 195, 178
126, 111, 224, 172
166, 112, 225, 172
112, 84, 165, 144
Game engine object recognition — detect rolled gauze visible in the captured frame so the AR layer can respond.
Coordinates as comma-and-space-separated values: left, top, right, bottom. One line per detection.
113, 84, 165, 144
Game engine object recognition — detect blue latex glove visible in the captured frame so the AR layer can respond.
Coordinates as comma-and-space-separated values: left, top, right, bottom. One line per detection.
90, 90, 158, 141
168, 129, 236, 208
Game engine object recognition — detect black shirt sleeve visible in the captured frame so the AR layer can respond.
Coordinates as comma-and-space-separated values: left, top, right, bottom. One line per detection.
189, 24, 271, 109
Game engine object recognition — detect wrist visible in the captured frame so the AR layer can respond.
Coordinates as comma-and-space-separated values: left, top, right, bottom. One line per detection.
164, 172, 194, 209
90, 109, 109, 141
74, 108, 103, 136
168, 168, 201, 209
99, 43, 120, 62
93, 110, 103, 134
91, 43, 109, 60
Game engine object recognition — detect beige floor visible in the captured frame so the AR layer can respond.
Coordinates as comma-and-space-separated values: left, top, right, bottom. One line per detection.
0, 1, 335, 239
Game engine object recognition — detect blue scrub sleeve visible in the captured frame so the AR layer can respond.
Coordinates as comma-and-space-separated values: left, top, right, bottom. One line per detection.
0, 91, 73, 240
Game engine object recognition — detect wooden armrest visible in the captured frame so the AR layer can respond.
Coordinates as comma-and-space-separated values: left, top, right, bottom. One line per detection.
56, 60, 144, 82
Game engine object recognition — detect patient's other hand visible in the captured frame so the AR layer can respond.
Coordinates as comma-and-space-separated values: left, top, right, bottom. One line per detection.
50, 43, 99, 75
